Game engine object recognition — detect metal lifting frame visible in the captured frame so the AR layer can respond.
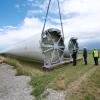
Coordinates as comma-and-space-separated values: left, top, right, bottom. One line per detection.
41, 0, 65, 67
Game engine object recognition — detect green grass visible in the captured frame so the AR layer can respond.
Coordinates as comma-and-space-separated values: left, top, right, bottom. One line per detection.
69, 66, 100, 100
1, 52, 100, 100
66, 54, 100, 100
0, 55, 44, 76
83, 66, 100, 100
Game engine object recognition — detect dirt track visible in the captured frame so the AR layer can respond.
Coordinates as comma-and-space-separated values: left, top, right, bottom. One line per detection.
66, 65, 98, 100
0, 63, 34, 100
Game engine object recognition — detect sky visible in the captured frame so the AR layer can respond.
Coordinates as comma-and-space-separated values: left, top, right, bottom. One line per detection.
0, 0, 100, 51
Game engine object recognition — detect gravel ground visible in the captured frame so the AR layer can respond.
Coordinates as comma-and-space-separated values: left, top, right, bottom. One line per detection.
42, 88, 65, 100
0, 63, 34, 100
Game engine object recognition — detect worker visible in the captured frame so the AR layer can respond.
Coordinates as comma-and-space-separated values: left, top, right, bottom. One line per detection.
72, 49, 77, 66
83, 47, 87, 65
93, 48, 99, 65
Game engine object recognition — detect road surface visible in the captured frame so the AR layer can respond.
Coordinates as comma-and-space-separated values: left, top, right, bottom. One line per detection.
0, 63, 34, 100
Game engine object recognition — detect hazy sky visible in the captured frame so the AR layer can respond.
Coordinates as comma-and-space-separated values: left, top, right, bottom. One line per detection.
0, 0, 100, 51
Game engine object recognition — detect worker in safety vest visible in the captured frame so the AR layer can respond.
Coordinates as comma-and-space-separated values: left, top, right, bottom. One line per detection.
93, 48, 99, 65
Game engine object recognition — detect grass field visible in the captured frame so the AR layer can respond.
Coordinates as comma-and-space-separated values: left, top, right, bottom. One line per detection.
0, 52, 100, 100
68, 65, 100, 100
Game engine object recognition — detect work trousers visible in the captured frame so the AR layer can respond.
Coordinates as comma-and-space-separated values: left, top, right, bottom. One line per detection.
83, 57, 87, 65
94, 57, 98, 65
73, 58, 76, 66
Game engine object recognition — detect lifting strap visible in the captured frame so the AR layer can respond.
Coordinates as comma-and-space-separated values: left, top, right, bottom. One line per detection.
42, 0, 64, 39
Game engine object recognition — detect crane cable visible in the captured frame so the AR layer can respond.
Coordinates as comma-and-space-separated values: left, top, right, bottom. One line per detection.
42, 0, 64, 39
57, 0, 64, 39
42, 0, 52, 34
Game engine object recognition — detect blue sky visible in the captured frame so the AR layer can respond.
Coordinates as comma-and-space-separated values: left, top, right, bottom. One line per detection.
0, 0, 64, 26
0, 0, 26, 26
0, 0, 100, 51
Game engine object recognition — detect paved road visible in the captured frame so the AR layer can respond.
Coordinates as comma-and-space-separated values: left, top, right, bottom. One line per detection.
0, 63, 34, 100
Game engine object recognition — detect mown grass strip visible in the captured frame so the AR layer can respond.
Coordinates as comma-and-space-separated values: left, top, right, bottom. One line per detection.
66, 59, 100, 100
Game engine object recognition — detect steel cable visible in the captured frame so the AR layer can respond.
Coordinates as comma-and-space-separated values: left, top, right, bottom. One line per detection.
42, 0, 64, 40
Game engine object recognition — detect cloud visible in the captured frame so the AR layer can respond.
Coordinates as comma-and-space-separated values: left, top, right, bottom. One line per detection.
60, 0, 100, 48
0, 16, 57, 50
42, 0, 100, 49
27, 0, 33, 2
15, 4, 20, 9
0, 0, 100, 51
27, 10, 43, 17
0, 17, 43, 50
